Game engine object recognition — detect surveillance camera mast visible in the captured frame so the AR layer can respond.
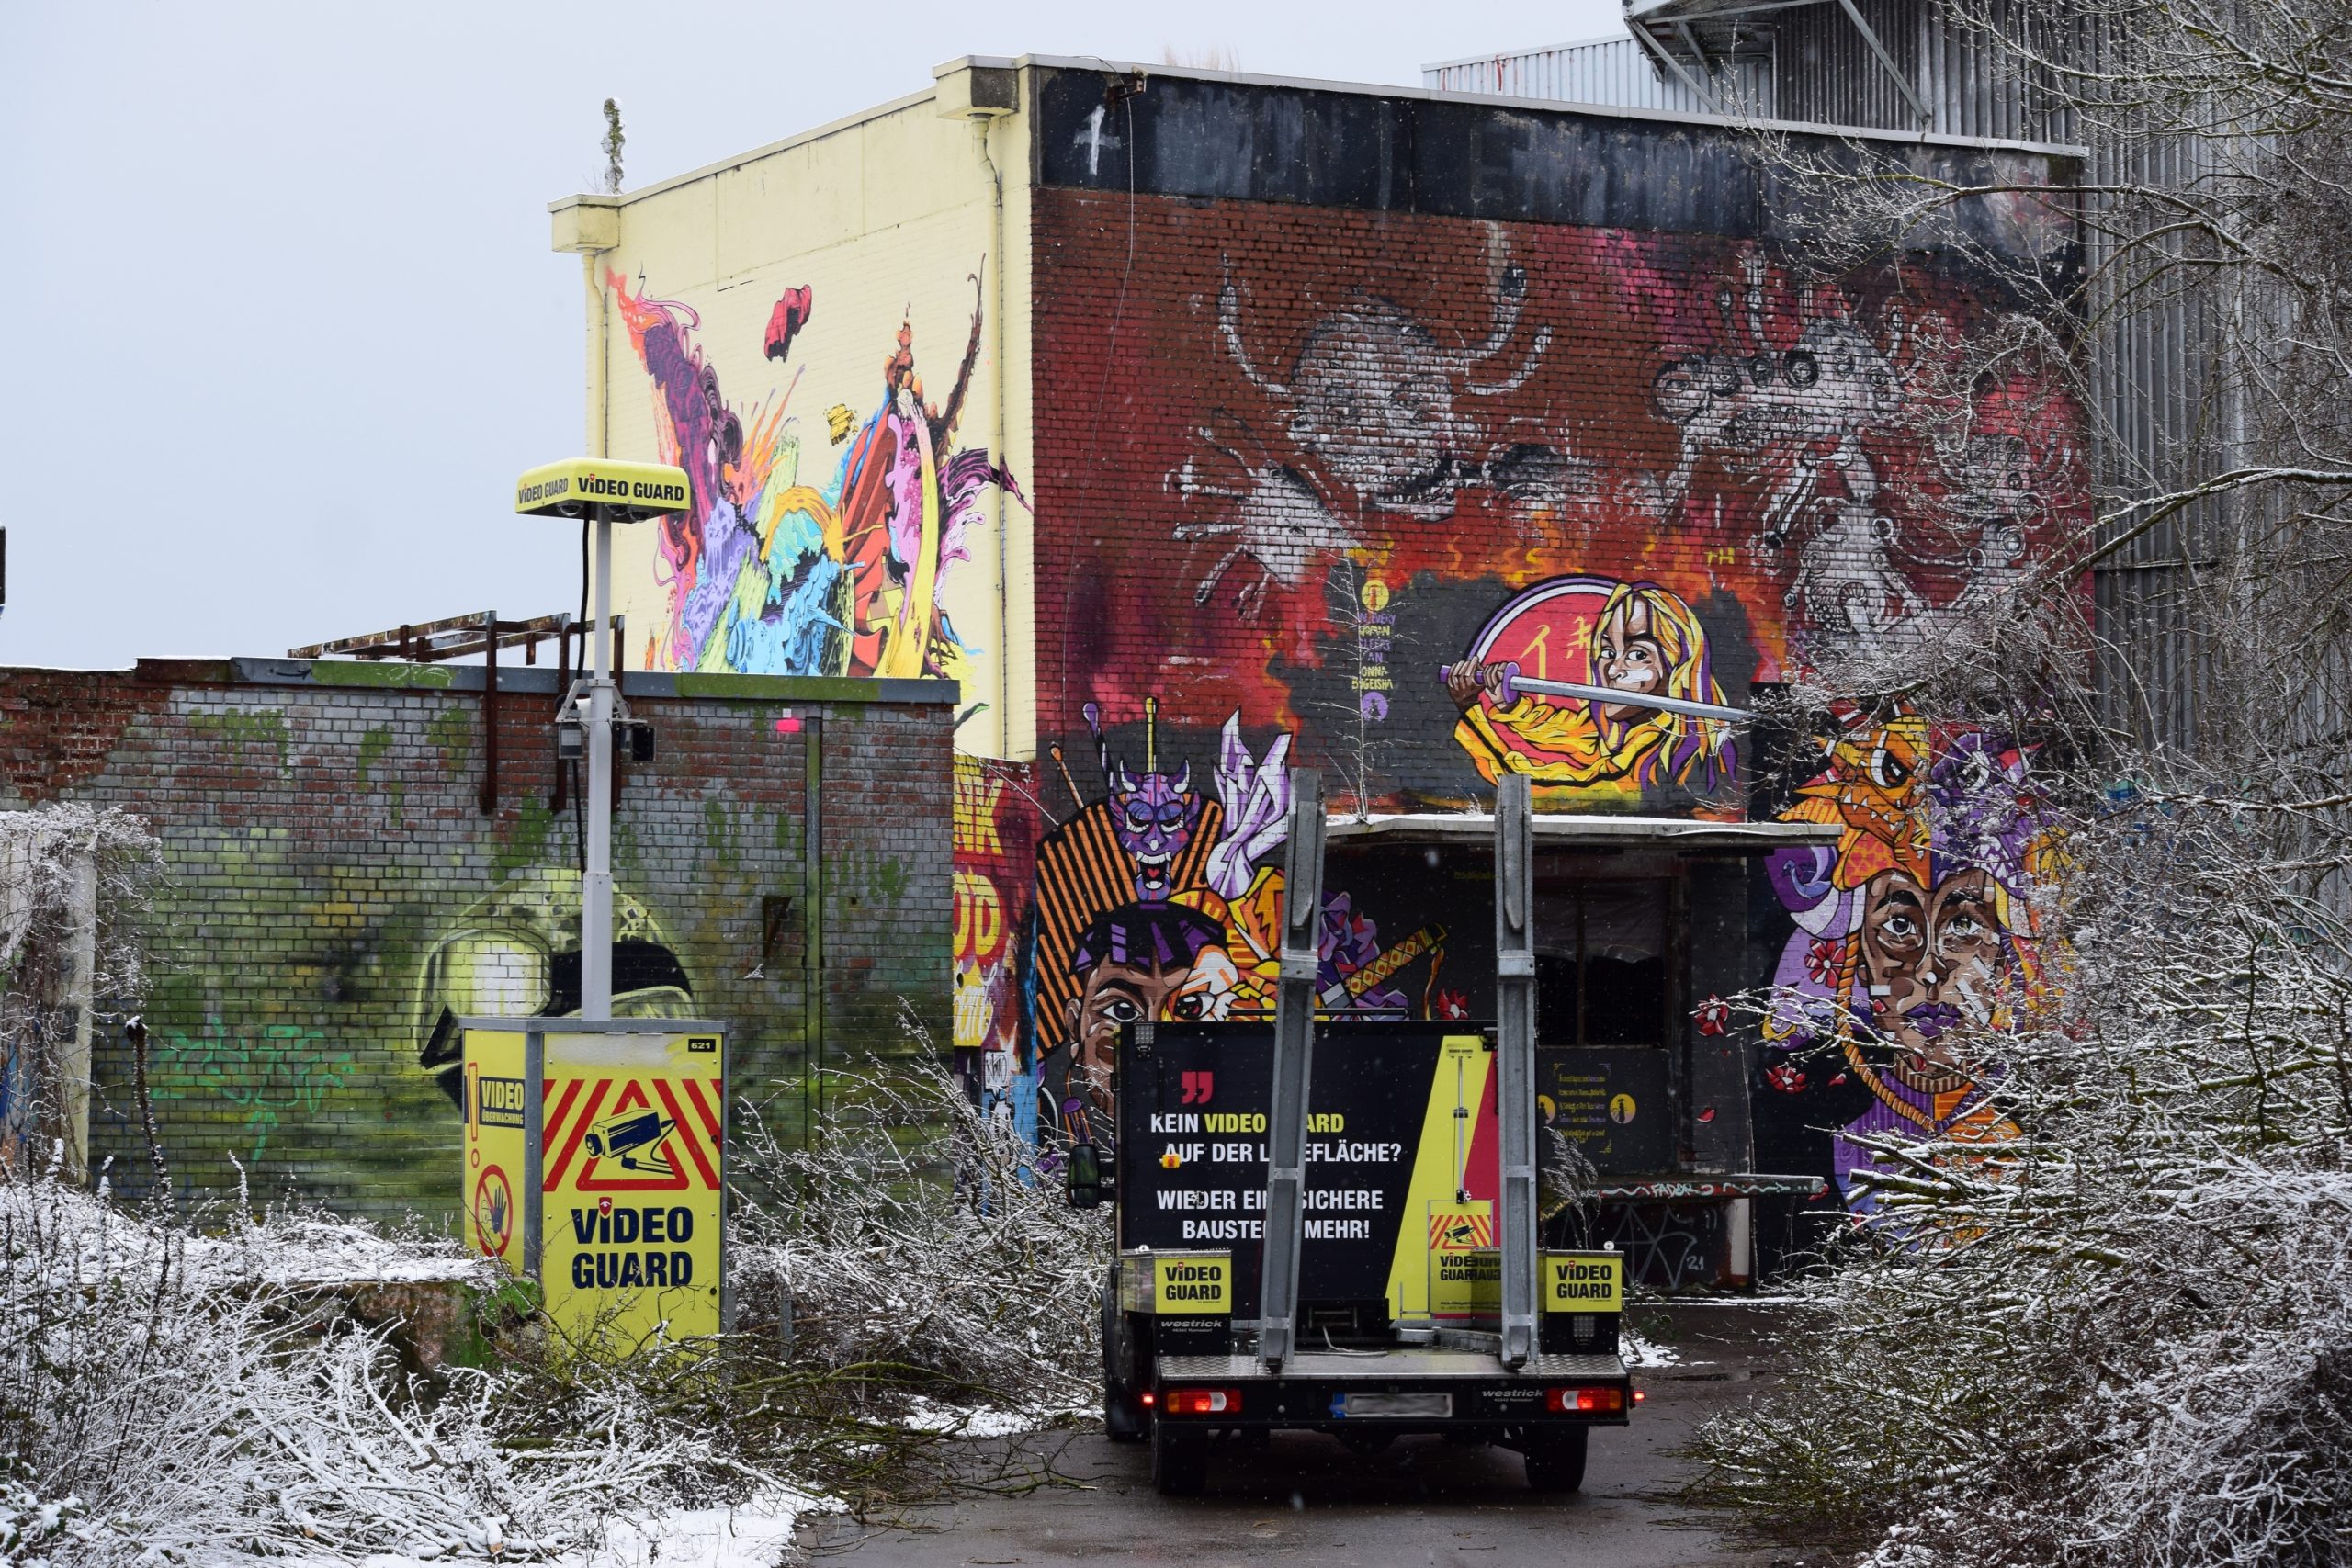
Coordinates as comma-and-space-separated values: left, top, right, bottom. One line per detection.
514, 457, 692, 1018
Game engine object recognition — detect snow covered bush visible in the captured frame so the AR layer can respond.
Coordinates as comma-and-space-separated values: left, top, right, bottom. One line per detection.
728, 1055, 1112, 1417
1697, 770, 2352, 1566
0, 1175, 714, 1567
1691, 5, 2352, 1562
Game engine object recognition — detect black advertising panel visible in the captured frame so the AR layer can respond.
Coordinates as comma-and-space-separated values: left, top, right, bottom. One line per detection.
1539, 1046, 1673, 1174
1117, 1020, 1510, 1321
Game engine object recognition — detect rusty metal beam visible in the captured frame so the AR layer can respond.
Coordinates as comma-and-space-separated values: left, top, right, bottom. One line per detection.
290, 611, 573, 662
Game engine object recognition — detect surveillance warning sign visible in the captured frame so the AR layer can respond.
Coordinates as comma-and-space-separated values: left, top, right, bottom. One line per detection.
540, 1031, 725, 1349
461, 1022, 728, 1355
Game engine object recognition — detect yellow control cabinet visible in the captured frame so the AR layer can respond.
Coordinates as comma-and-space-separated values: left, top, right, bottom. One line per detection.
462, 1019, 729, 1354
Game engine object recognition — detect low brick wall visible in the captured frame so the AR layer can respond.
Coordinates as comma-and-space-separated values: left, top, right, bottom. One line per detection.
0, 657, 955, 1224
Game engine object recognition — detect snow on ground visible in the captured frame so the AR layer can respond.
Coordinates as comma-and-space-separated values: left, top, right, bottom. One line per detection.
1619, 1326, 1681, 1370
318, 1490, 842, 1568
895, 1397, 1079, 1438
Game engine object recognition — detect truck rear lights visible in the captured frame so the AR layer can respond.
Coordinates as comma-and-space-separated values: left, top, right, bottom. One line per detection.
1545, 1385, 1625, 1414
1162, 1387, 1240, 1416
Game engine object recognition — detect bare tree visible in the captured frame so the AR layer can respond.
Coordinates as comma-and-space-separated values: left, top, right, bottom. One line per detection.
1692, 6, 2352, 1564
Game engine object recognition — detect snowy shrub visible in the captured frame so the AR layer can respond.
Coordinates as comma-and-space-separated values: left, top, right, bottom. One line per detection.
728, 1055, 1112, 1416
1, 1175, 714, 1567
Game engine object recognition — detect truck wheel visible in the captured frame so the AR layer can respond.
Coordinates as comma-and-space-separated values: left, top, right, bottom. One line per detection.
1151, 1425, 1208, 1495
1101, 1288, 1148, 1444
1523, 1428, 1588, 1494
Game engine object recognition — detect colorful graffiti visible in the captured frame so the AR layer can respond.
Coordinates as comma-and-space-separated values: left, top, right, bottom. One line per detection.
1035, 202, 2085, 766
953, 755, 1033, 1128
1444, 574, 1740, 810
609, 271, 1022, 684
1020, 702, 1453, 1156
1759, 710, 2056, 1211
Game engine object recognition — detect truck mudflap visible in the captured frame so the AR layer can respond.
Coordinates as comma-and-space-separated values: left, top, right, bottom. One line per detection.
1151, 1348, 1634, 1429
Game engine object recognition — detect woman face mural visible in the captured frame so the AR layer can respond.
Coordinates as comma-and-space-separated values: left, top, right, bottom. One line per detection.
1445, 575, 1739, 804
1764, 716, 2050, 1211
1857, 863, 2006, 1094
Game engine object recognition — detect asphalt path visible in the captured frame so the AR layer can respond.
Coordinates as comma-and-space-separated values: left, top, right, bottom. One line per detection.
798, 1303, 1799, 1568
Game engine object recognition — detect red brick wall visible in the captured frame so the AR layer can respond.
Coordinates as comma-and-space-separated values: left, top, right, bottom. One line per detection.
967, 182, 2084, 1168
1026, 186, 2083, 805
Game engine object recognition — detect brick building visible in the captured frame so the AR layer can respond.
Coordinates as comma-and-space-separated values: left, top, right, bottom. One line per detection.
532, 57, 2082, 1280
0, 656, 954, 1221
556, 56, 2085, 1280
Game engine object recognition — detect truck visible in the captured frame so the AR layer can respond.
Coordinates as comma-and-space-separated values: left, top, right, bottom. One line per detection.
1066, 773, 1635, 1495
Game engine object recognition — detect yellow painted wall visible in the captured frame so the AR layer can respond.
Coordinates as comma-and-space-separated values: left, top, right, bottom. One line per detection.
555, 64, 1035, 759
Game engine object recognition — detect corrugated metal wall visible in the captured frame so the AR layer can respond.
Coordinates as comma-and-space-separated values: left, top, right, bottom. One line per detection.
1421, 35, 1764, 117
1423, 5, 2213, 758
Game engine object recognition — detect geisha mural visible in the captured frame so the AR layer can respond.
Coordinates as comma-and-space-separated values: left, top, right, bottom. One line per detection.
1758, 708, 2057, 1212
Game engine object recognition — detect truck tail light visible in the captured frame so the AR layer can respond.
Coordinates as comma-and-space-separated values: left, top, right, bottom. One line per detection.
1162, 1387, 1240, 1416
1544, 1385, 1625, 1414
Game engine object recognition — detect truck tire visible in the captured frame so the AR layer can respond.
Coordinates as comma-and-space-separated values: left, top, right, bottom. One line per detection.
1151, 1424, 1208, 1495
1101, 1285, 1148, 1443
1522, 1427, 1588, 1494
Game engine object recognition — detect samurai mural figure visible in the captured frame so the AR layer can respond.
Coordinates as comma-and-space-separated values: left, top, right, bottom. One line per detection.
1445, 578, 1739, 803
1760, 709, 2055, 1213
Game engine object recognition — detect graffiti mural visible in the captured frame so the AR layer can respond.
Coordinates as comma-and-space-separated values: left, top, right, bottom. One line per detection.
1019, 702, 1453, 1158
954, 755, 1035, 1129
610, 271, 1022, 686
1758, 709, 2057, 1212
412, 868, 695, 1109
1442, 574, 1740, 811
998, 190, 2087, 1184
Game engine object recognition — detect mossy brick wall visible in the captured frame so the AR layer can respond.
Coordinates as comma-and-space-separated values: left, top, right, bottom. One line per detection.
0, 658, 954, 1224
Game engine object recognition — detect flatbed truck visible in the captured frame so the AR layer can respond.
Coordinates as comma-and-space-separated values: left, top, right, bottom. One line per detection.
1068, 774, 1635, 1495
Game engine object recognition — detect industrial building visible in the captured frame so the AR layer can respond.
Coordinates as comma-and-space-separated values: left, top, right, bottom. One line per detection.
560, 54, 2083, 1280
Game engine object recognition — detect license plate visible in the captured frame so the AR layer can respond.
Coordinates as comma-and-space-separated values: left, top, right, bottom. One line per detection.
1335, 1391, 1452, 1419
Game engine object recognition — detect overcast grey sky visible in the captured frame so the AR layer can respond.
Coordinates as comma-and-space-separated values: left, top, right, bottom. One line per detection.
4, 2, 1623, 668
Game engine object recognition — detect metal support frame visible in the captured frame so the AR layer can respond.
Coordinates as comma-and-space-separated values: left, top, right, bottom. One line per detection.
1256, 768, 1325, 1372
1835, 0, 1931, 127
801, 714, 826, 1144
1493, 774, 1538, 1369
480, 611, 501, 816
1631, 22, 1728, 116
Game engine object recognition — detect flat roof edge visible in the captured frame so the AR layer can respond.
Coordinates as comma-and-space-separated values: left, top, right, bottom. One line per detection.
0, 657, 959, 705
1012, 53, 2087, 159
548, 52, 2087, 218
545, 81, 944, 213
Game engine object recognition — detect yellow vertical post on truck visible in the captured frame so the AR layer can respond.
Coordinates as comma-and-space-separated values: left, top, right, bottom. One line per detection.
460, 1019, 729, 1355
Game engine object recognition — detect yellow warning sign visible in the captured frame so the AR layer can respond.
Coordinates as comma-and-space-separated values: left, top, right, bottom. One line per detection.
1433, 1246, 1501, 1314
541, 1031, 724, 1350
1153, 1253, 1232, 1314
461, 1023, 728, 1357
1429, 1204, 1496, 1250
462, 1031, 528, 1264
1543, 1251, 1623, 1313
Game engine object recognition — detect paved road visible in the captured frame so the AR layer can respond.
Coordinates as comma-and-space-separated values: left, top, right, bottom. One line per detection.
799, 1303, 1795, 1568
